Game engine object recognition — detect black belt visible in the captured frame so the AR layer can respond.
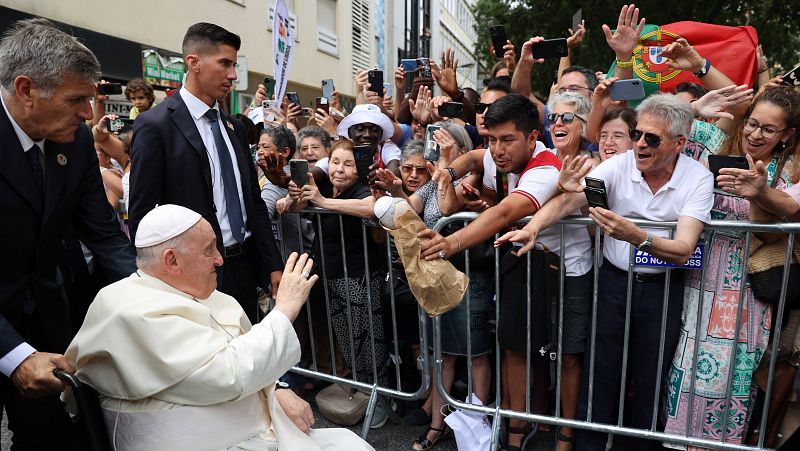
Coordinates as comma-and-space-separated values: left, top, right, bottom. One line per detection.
602, 258, 669, 283
223, 239, 250, 258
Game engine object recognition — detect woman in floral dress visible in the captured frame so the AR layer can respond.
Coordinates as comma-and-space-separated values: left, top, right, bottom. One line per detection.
664, 86, 800, 447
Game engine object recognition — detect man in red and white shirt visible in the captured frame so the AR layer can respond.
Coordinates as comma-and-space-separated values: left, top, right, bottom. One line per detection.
419, 94, 562, 449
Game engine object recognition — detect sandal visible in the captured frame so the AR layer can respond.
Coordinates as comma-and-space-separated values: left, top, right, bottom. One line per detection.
502, 423, 535, 451
412, 425, 451, 450
556, 427, 574, 449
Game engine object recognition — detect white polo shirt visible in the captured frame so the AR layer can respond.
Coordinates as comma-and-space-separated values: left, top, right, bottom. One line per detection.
587, 151, 713, 273
482, 145, 593, 277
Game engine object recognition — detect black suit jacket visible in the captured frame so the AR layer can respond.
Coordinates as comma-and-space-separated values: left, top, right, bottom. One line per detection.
0, 106, 136, 356
128, 91, 282, 289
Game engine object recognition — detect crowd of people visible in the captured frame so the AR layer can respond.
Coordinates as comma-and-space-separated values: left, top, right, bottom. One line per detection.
2, 3, 800, 451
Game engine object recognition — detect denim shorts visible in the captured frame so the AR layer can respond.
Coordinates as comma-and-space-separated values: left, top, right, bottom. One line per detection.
426, 270, 493, 356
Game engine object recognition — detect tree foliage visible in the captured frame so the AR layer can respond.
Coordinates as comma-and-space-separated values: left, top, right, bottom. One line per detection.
472, 0, 800, 95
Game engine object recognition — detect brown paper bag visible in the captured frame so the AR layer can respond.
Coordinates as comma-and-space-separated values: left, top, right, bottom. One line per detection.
385, 207, 469, 316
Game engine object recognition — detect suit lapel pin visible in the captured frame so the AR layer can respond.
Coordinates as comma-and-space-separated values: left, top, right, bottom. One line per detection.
226, 121, 234, 131
57, 154, 67, 166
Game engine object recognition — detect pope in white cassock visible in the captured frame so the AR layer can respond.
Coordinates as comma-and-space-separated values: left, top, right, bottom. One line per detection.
63, 204, 374, 451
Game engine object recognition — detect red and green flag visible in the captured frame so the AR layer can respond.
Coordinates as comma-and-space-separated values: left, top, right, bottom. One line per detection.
609, 22, 759, 99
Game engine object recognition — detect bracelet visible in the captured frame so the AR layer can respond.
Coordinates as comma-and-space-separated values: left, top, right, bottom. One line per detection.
615, 56, 634, 69
758, 68, 769, 74
453, 232, 462, 253
694, 58, 712, 78
558, 181, 568, 193
445, 167, 458, 181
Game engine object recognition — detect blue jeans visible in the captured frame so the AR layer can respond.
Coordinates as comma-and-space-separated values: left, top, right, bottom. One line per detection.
574, 262, 683, 451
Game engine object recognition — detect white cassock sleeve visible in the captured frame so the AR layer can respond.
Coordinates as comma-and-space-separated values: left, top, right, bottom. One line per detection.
151, 310, 301, 406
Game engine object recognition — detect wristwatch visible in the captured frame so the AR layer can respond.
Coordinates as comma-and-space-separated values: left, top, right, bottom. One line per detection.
636, 232, 654, 252
445, 167, 458, 181
275, 380, 290, 390
694, 58, 711, 78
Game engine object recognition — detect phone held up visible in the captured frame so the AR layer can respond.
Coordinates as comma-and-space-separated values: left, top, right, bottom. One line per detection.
424, 125, 443, 162
584, 177, 609, 210
98, 83, 123, 96
707, 155, 748, 190
321, 79, 335, 101
106, 118, 134, 133
608, 79, 646, 101
489, 25, 507, 59
353, 145, 373, 186
315, 97, 329, 114
438, 102, 464, 119
289, 159, 309, 187
532, 38, 568, 59
367, 69, 384, 95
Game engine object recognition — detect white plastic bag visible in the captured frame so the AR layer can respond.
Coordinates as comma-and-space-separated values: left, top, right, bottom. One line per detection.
444, 393, 492, 451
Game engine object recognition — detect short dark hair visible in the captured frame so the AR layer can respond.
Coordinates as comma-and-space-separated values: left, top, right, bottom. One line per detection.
261, 125, 296, 155
675, 82, 708, 100
484, 93, 538, 136
125, 79, 155, 104
561, 65, 599, 91
601, 107, 637, 131
182, 23, 241, 57
485, 77, 511, 94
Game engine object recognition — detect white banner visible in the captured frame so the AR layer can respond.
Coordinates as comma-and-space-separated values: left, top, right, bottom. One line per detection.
272, 0, 294, 102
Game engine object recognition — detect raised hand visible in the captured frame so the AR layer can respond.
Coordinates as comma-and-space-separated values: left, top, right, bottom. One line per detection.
519, 37, 546, 65
494, 228, 539, 256
692, 85, 754, 120
658, 38, 704, 73
502, 41, 517, 72
559, 154, 593, 192
602, 4, 645, 60
432, 49, 460, 97
374, 168, 404, 198
718, 154, 768, 199
408, 85, 432, 125
567, 20, 586, 51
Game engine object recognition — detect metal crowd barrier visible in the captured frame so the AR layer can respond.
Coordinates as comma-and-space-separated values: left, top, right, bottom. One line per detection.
273, 208, 431, 440
431, 212, 800, 451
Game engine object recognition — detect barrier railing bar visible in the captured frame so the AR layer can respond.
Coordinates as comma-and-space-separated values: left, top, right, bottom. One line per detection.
651, 228, 673, 431
720, 230, 753, 443
360, 222, 380, 389
555, 223, 566, 419
337, 215, 359, 383
756, 232, 795, 448
617, 245, 635, 428
587, 224, 602, 423
465, 238, 474, 402
526, 250, 532, 415
685, 231, 712, 437
315, 216, 338, 377
385, 235, 403, 391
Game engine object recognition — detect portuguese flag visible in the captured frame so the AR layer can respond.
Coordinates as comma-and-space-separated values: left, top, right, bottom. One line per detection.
609, 22, 759, 99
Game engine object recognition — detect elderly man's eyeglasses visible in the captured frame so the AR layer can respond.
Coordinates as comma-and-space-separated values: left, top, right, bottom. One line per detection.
743, 118, 786, 139
475, 102, 492, 114
597, 132, 628, 143
401, 165, 427, 175
557, 85, 589, 94
547, 112, 583, 124
629, 129, 675, 148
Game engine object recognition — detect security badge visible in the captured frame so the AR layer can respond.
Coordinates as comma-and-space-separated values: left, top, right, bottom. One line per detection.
56, 154, 67, 166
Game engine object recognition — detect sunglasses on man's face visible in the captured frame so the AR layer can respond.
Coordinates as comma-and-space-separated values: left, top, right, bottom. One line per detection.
475, 102, 491, 114
547, 112, 581, 124
629, 129, 667, 148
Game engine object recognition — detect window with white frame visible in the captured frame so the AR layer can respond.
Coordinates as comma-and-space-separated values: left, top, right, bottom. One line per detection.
317, 0, 338, 55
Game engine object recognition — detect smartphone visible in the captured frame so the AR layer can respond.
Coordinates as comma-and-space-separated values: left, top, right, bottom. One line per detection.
383, 82, 392, 97
353, 144, 373, 186
262, 100, 280, 122
301, 107, 313, 117
438, 102, 464, 118
401, 59, 418, 94
424, 125, 442, 162
366, 69, 383, 95
263, 77, 276, 99
321, 79, 335, 101
572, 9, 583, 34
708, 155, 749, 189
286, 91, 301, 107
315, 97, 329, 114
584, 177, 609, 209
532, 38, 569, 59
417, 58, 432, 79
463, 185, 480, 201
489, 25, 508, 58
781, 63, 800, 87
106, 118, 134, 133
98, 83, 122, 95
289, 159, 309, 187
608, 79, 646, 101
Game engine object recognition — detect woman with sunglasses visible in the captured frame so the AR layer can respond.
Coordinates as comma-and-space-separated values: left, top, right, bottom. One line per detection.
663, 85, 800, 445
376, 122, 494, 450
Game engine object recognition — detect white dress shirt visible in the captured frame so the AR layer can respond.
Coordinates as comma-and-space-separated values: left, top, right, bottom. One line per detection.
587, 151, 714, 273
180, 87, 250, 246
0, 94, 41, 376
